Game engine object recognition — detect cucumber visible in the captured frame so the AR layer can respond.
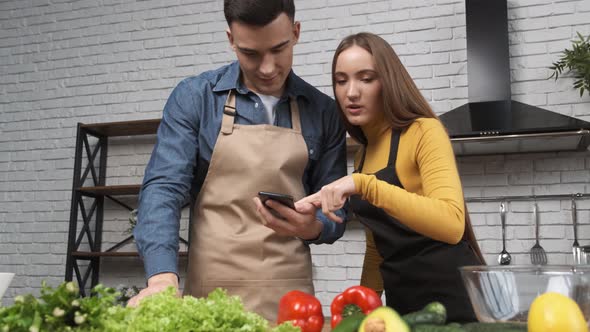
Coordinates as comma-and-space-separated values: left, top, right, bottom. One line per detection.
461, 322, 527, 332
412, 321, 527, 332
402, 302, 446, 326
412, 324, 465, 332
424, 302, 446, 316
403, 312, 446, 326
332, 313, 365, 332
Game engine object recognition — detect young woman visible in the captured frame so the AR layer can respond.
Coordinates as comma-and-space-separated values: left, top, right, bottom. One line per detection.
297, 32, 484, 322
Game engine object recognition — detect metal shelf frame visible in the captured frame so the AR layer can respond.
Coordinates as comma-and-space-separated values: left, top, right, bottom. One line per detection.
65, 119, 189, 296
65, 123, 109, 296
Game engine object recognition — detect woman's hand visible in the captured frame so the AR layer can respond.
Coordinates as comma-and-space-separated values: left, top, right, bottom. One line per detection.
296, 175, 357, 223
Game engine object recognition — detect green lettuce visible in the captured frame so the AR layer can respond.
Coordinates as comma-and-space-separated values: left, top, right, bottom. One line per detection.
1, 283, 300, 332
125, 288, 299, 332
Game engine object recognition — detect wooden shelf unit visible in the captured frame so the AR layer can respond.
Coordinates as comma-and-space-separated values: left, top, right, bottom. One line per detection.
80, 119, 161, 137
72, 251, 188, 258
77, 185, 142, 196
65, 119, 163, 295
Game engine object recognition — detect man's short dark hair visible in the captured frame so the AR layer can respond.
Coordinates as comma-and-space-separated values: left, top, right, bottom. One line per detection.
224, 0, 295, 27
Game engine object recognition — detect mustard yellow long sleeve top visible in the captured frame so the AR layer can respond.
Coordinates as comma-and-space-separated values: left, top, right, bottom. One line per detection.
352, 117, 466, 243
356, 117, 465, 291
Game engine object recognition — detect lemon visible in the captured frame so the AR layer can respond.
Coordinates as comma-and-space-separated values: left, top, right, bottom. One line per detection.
528, 292, 588, 332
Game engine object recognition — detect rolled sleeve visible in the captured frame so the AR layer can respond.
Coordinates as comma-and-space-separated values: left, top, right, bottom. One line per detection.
304, 208, 346, 245
142, 251, 180, 279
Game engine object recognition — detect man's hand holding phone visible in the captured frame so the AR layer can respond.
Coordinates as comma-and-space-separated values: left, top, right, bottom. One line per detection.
253, 191, 323, 240
258, 191, 296, 218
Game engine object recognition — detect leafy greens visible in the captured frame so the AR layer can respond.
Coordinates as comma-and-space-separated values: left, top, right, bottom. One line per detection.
0, 283, 300, 332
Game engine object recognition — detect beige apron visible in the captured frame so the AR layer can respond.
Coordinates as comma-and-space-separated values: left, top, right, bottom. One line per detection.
184, 90, 314, 321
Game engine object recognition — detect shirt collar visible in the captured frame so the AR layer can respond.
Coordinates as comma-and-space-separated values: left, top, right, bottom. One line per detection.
213, 61, 308, 100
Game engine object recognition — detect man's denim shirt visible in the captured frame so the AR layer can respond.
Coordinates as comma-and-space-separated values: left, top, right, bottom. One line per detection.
134, 61, 348, 279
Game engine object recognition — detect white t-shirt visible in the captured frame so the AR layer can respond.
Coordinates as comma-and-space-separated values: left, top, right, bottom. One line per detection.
256, 93, 280, 124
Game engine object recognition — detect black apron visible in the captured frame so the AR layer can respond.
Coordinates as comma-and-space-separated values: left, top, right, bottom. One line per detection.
349, 130, 480, 323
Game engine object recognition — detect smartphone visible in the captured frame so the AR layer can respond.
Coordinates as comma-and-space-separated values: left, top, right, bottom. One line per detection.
258, 191, 295, 209
258, 191, 295, 218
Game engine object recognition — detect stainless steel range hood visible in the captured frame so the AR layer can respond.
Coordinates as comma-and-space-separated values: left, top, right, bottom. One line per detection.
439, 0, 590, 156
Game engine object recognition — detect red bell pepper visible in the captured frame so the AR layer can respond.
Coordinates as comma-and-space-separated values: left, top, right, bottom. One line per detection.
277, 290, 325, 332
330, 285, 382, 328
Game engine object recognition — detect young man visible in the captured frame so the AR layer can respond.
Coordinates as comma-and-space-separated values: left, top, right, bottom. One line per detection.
128, 0, 347, 321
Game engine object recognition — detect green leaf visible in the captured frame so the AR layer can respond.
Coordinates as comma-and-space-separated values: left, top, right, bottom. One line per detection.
549, 31, 590, 97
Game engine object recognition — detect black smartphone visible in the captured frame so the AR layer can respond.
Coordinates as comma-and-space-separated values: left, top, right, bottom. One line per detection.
258, 191, 296, 209
258, 191, 296, 218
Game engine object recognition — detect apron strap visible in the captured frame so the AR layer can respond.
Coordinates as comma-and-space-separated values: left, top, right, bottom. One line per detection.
221, 90, 237, 135
289, 97, 301, 133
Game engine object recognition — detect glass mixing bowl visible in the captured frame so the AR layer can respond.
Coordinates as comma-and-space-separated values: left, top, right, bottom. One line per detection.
459, 265, 590, 323
0, 272, 15, 300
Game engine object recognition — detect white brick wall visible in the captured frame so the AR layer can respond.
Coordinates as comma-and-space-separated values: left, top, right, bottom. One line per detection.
1, 0, 590, 315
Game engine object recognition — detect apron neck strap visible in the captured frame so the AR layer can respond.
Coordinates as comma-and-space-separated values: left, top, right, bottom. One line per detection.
355, 129, 400, 173
221, 90, 237, 135
221, 90, 302, 134
289, 97, 301, 132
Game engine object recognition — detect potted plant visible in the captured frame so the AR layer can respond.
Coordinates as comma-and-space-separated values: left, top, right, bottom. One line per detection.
549, 32, 590, 97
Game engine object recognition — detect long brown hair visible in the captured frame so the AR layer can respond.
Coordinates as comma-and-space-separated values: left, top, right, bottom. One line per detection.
333, 32, 485, 264
331, 32, 438, 145
463, 203, 486, 264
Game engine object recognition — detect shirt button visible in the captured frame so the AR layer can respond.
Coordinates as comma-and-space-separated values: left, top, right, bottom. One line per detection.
310, 149, 314, 155
255, 103, 259, 108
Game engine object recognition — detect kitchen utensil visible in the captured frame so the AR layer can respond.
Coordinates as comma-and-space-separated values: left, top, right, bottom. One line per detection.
530, 202, 547, 265
572, 196, 580, 264
459, 265, 590, 323
575, 245, 590, 265
477, 269, 518, 320
0, 272, 15, 300
498, 202, 511, 265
